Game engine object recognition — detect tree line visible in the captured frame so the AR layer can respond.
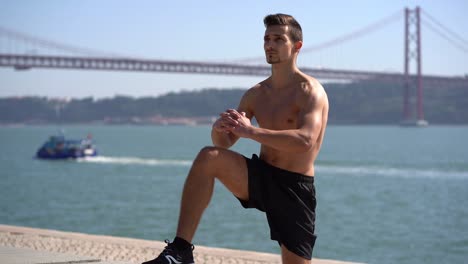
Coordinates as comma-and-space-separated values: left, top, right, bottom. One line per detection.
1, 81, 467, 125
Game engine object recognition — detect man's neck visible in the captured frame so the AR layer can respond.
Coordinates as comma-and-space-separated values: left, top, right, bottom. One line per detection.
270, 62, 299, 89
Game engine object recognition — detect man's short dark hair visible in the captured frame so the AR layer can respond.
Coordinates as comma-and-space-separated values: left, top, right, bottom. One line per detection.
263, 13, 303, 43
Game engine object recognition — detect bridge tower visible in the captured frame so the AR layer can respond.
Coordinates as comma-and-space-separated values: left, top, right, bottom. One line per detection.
402, 6, 428, 126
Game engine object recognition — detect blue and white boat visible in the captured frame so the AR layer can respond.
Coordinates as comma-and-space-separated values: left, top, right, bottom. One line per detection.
36, 134, 98, 159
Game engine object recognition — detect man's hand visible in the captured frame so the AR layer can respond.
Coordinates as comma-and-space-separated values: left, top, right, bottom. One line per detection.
223, 109, 253, 138
212, 109, 239, 134
211, 109, 253, 148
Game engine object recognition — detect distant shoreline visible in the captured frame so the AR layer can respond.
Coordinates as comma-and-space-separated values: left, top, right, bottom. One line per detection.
2, 85, 467, 126
2, 121, 468, 127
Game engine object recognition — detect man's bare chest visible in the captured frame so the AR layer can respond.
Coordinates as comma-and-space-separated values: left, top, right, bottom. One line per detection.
253, 100, 300, 130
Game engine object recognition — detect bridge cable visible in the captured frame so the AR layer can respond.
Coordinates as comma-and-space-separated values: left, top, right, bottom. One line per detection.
420, 13, 468, 53
233, 9, 403, 63
0, 26, 123, 57
422, 21, 468, 53
421, 10, 468, 46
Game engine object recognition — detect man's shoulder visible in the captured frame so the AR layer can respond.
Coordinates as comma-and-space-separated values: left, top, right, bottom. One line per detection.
244, 81, 269, 98
238, 82, 265, 111
298, 75, 326, 96
296, 74, 328, 106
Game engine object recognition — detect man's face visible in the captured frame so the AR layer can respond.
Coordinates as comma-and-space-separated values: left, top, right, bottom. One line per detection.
264, 25, 295, 64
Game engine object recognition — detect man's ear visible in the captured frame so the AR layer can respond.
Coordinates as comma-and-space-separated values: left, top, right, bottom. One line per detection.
294, 41, 303, 52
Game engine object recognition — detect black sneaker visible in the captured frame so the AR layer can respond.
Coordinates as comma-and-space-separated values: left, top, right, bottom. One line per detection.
142, 239, 195, 264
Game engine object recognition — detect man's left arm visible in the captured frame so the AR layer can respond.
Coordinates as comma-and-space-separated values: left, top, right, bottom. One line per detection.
227, 91, 325, 153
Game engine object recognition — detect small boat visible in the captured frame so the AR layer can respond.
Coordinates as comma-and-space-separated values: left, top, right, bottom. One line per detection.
36, 133, 98, 159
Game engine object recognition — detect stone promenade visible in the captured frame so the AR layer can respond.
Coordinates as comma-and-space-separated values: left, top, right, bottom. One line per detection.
0, 224, 362, 264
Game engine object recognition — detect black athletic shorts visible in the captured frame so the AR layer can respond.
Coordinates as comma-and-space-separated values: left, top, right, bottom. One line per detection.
236, 154, 317, 260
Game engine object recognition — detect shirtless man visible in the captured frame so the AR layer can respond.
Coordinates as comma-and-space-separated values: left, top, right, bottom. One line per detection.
143, 13, 329, 264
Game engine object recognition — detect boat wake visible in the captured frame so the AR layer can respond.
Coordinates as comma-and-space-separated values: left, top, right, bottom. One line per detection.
316, 164, 468, 179
77, 156, 467, 179
77, 156, 192, 166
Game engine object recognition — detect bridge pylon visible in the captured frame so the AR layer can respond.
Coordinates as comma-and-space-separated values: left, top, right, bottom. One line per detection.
402, 6, 428, 126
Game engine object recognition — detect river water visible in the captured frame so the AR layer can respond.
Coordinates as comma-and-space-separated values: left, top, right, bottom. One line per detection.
1, 125, 467, 263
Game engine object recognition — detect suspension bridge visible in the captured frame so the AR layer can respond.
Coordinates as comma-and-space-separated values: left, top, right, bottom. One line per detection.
0, 6, 467, 125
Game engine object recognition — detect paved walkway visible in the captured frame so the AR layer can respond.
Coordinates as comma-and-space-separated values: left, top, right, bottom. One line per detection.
0, 224, 362, 264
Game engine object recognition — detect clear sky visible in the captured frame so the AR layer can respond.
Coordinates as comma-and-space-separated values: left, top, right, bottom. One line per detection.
0, 0, 467, 98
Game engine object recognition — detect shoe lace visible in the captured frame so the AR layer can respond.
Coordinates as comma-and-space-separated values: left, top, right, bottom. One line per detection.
158, 239, 195, 258
155, 239, 175, 259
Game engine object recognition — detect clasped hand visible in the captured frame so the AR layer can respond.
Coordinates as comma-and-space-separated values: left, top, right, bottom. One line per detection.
213, 109, 252, 138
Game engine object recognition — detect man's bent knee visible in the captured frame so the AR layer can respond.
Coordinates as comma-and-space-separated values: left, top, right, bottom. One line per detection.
196, 146, 222, 163
191, 146, 229, 174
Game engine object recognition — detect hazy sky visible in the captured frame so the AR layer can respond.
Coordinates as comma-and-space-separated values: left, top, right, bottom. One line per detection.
1, 0, 467, 98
